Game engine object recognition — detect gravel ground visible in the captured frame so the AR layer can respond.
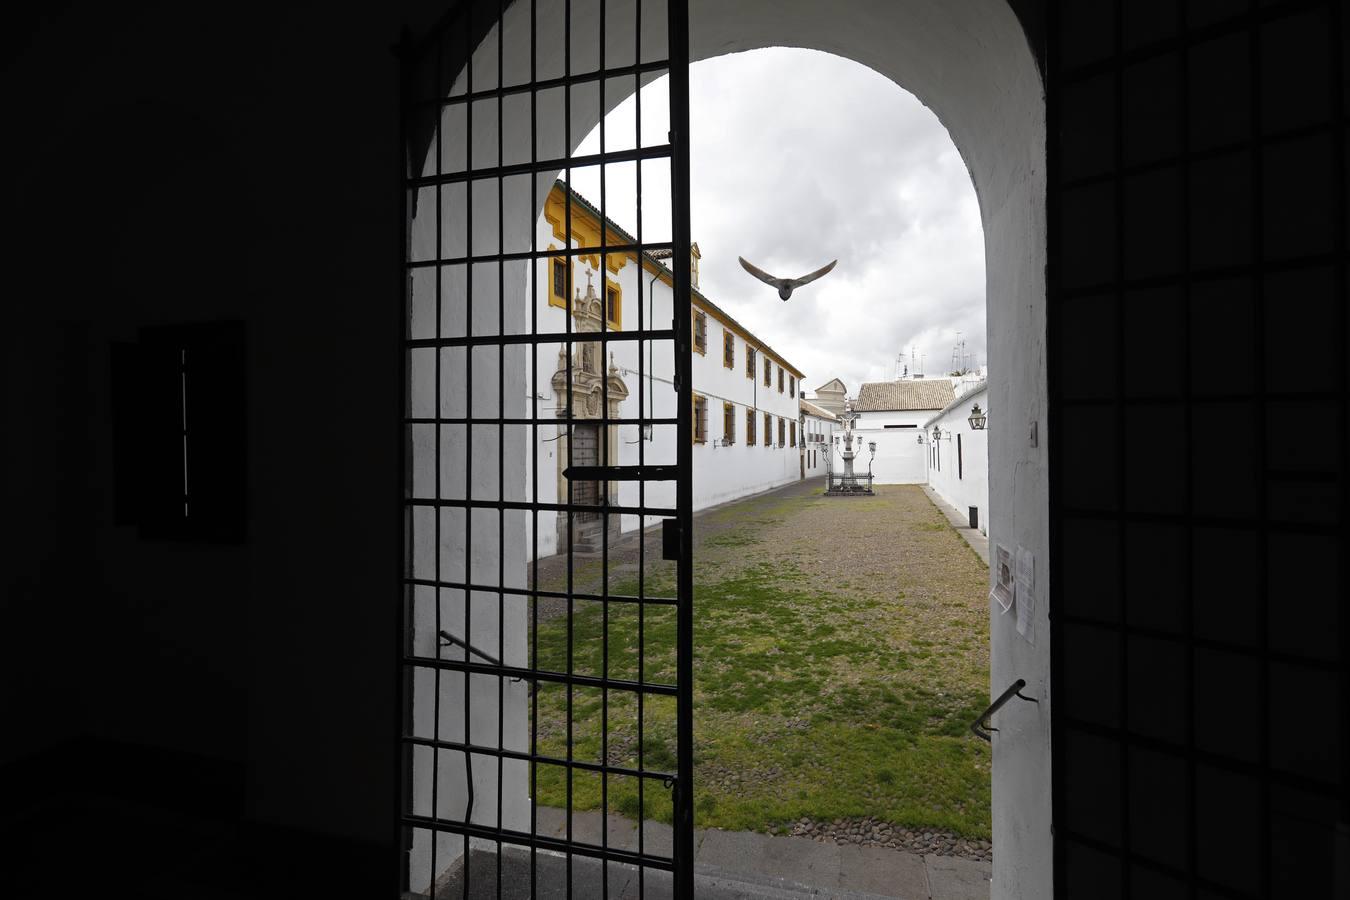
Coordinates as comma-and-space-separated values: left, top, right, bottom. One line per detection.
786, 816, 993, 863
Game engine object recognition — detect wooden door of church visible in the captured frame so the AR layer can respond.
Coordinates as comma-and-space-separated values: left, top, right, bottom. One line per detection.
398, 1, 695, 897
571, 423, 600, 518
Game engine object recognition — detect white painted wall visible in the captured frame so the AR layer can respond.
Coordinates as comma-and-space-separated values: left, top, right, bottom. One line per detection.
801, 411, 836, 477
925, 386, 990, 533
688, 317, 803, 507
853, 409, 931, 485
420, 0, 1048, 894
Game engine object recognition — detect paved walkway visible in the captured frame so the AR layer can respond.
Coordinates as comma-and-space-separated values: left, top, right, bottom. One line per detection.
920, 486, 989, 566
486, 807, 992, 899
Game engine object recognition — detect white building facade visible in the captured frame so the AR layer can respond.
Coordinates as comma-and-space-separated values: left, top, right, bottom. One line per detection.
799, 399, 838, 478
525, 182, 804, 558
922, 381, 990, 532
850, 379, 955, 485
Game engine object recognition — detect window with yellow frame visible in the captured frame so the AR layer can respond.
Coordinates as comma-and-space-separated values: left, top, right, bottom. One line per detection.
604, 277, 622, 330
692, 394, 708, 444
722, 329, 734, 368
547, 247, 569, 310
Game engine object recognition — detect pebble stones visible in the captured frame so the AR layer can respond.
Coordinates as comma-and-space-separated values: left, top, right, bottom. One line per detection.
786, 816, 992, 863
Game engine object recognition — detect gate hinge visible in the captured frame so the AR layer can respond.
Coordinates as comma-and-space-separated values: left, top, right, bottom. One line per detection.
661, 518, 681, 561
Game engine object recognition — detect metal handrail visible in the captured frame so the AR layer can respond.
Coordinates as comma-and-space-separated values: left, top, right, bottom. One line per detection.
971, 678, 1038, 742
438, 629, 502, 667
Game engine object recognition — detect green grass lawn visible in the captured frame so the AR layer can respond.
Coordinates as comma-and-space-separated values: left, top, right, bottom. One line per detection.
529, 486, 991, 839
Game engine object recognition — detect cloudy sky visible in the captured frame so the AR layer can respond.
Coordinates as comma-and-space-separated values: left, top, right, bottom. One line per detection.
569, 47, 985, 396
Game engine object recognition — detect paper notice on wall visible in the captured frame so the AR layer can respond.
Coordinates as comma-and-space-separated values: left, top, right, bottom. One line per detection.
991, 544, 1014, 614
1015, 546, 1035, 644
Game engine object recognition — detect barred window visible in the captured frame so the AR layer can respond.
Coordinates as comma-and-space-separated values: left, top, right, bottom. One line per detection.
693, 395, 707, 444
693, 311, 707, 354
763, 411, 771, 446
778, 417, 785, 446
763, 356, 771, 386
723, 402, 735, 444
746, 408, 756, 444
746, 346, 756, 379
722, 329, 734, 368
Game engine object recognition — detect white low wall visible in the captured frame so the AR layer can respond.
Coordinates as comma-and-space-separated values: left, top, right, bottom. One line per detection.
855, 426, 928, 484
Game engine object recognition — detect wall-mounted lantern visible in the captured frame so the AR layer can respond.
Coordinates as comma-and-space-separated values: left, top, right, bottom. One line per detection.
916, 433, 925, 444
932, 425, 942, 442
868, 441, 876, 454
968, 403, 987, 430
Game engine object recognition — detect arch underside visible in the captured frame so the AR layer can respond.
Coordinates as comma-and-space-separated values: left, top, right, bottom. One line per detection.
407, 2, 1048, 897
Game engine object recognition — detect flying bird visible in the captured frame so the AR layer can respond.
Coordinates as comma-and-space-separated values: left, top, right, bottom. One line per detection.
738, 256, 837, 301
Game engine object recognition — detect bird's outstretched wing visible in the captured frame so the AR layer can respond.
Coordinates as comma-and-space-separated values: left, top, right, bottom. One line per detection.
788, 259, 837, 288
738, 256, 785, 288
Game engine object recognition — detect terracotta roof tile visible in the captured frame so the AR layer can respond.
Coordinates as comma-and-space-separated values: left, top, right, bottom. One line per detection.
853, 380, 956, 412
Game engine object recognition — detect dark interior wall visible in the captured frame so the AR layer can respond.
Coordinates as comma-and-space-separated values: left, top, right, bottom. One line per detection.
1048, 1, 1349, 897
2, 0, 450, 844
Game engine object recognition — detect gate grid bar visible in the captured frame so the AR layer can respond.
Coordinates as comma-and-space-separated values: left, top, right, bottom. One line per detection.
398, 1, 694, 897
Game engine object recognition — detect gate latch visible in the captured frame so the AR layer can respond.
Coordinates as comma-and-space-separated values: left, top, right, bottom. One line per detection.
662, 519, 681, 561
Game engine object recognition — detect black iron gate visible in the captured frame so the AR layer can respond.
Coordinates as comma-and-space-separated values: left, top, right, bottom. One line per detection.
398, 0, 694, 896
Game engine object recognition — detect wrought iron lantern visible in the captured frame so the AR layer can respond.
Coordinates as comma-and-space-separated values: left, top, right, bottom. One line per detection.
932, 425, 942, 442
916, 433, 925, 444
968, 403, 987, 430
868, 441, 876, 454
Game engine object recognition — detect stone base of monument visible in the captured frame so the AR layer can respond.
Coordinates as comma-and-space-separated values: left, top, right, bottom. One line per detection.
824, 473, 875, 495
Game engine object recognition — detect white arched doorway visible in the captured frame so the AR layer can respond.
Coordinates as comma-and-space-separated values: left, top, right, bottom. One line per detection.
403, 2, 1047, 897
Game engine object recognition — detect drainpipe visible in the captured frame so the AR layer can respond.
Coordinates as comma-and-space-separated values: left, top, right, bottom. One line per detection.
647, 265, 661, 440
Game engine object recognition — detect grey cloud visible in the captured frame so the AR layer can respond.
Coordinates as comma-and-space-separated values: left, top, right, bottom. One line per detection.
572, 47, 985, 394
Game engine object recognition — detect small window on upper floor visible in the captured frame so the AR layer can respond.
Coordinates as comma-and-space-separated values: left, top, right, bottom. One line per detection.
693, 310, 707, 354
605, 281, 622, 330
549, 255, 569, 309
778, 367, 784, 393
763, 356, 771, 387
746, 346, 756, 379
723, 330, 735, 368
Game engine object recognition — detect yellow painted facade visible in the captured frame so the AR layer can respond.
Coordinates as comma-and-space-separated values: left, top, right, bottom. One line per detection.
544, 183, 805, 379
